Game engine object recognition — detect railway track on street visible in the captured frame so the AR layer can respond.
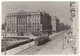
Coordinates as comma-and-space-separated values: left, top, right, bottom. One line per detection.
16, 31, 66, 55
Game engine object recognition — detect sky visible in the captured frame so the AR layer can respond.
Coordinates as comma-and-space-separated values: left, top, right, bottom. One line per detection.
2, 2, 71, 25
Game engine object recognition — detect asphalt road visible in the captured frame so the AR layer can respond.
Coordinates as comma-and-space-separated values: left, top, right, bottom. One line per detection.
16, 31, 67, 55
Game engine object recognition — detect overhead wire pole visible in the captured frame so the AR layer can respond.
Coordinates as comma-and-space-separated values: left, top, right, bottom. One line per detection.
28, 15, 31, 48
4, 18, 6, 55
62, 26, 64, 49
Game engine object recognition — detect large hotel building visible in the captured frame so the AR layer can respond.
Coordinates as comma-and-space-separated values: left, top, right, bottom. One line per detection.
5, 10, 52, 34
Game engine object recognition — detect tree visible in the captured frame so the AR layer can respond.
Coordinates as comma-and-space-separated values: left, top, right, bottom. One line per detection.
19, 31, 24, 36
2, 23, 6, 30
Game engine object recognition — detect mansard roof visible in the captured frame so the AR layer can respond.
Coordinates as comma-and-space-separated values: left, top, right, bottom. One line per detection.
6, 10, 49, 17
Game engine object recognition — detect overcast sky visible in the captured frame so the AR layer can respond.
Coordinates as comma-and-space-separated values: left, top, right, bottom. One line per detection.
2, 2, 71, 25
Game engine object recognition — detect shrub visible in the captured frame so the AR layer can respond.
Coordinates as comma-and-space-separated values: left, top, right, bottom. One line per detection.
31, 31, 42, 36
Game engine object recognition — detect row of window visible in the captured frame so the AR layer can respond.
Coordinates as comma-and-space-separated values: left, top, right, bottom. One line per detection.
7, 15, 40, 19
16, 28, 40, 31
7, 22, 40, 25
17, 22, 40, 25
7, 23, 16, 25
27, 12, 40, 15
28, 15, 40, 18
7, 11, 40, 16
9, 28, 40, 31
31, 19, 40, 23
7, 17, 17, 19
7, 24, 41, 28
7, 28, 42, 32
7, 25, 41, 29
7, 13, 16, 16
7, 13, 27, 16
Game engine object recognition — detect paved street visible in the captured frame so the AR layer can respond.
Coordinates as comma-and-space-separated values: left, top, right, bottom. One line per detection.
16, 30, 74, 55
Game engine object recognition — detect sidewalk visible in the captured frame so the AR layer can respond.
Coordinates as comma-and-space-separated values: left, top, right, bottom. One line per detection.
61, 46, 74, 55
61, 35, 74, 54
61, 32, 76, 55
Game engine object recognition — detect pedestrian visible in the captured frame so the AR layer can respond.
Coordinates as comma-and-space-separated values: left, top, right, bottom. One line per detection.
74, 48, 76, 54
67, 40, 69, 43
65, 37, 66, 39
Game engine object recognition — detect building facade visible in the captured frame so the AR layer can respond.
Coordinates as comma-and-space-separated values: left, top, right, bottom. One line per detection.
5, 10, 52, 34
51, 16, 59, 32
59, 23, 64, 31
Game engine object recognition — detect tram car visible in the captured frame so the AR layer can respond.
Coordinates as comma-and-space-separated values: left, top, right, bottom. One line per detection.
34, 33, 49, 46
